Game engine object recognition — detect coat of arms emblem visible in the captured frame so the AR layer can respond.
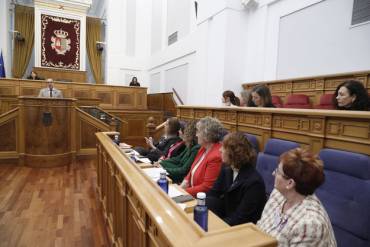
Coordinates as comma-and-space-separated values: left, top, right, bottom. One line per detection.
51, 29, 71, 55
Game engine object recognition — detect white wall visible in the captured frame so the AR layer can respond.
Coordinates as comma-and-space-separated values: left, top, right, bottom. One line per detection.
277, 0, 370, 78
105, 0, 151, 86
104, 0, 370, 106
0, 0, 12, 77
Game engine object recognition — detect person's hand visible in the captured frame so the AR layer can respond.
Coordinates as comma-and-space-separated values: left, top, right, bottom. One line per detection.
145, 137, 155, 149
153, 162, 162, 168
180, 180, 188, 189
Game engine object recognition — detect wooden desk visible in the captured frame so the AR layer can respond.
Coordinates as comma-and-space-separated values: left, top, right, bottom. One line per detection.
18, 96, 76, 167
96, 132, 277, 247
186, 211, 229, 231
177, 106, 370, 156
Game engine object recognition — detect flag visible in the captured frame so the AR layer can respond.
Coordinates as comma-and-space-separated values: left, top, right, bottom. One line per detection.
0, 50, 5, 78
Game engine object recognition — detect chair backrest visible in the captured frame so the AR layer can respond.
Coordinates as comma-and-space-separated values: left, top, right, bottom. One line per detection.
283, 94, 311, 109
244, 133, 259, 153
271, 95, 283, 108
314, 94, 335, 109
317, 149, 370, 247
256, 138, 299, 195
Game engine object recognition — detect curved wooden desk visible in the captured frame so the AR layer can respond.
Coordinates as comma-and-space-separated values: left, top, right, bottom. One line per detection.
18, 96, 76, 167
96, 132, 276, 247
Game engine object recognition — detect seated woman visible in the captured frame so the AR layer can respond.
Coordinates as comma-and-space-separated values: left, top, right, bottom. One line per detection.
247, 85, 275, 107
129, 76, 141, 87
333, 80, 369, 111
27, 70, 43, 80
206, 132, 266, 226
135, 117, 185, 162
181, 117, 223, 197
222, 90, 240, 106
240, 90, 250, 106
257, 148, 336, 246
159, 120, 200, 183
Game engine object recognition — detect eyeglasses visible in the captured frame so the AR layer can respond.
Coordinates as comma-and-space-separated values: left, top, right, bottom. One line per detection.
273, 167, 290, 179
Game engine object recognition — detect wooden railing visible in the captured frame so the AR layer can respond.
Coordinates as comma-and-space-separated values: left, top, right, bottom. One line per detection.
0, 108, 19, 160
96, 131, 276, 247
177, 106, 370, 156
147, 92, 177, 119
0, 78, 148, 110
242, 70, 370, 106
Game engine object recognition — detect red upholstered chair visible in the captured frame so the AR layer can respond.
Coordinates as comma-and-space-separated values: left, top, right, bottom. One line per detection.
283, 94, 311, 109
271, 95, 283, 108
314, 94, 335, 109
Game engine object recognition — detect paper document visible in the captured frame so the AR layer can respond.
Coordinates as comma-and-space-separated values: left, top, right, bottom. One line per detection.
168, 185, 185, 198
177, 203, 187, 211
136, 157, 152, 163
142, 167, 168, 181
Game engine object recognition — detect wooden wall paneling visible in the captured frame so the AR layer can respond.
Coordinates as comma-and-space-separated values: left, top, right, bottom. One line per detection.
1, 78, 148, 110
147, 94, 163, 111
135, 92, 147, 109
178, 106, 370, 156
107, 110, 164, 147
33, 66, 87, 82
242, 70, 370, 105
0, 96, 18, 115
0, 109, 18, 155
72, 85, 93, 98
0, 82, 18, 95
19, 81, 43, 96
75, 108, 111, 157
114, 172, 127, 247
126, 187, 147, 247
117, 92, 134, 108
95, 88, 114, 108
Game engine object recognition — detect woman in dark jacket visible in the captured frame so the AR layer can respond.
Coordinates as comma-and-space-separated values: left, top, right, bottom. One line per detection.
207, 132, 266, 226
247, 85, 275, 107
159, 120, 200, 183
135, 117, 184, 162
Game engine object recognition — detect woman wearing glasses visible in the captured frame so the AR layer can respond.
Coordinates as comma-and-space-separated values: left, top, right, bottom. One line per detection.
257, 148, 336, 247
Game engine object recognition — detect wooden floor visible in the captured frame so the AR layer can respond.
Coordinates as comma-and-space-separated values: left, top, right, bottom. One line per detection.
0, 160, 109, 247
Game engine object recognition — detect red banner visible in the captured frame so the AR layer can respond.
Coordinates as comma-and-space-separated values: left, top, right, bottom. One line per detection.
41, 14, 80, 70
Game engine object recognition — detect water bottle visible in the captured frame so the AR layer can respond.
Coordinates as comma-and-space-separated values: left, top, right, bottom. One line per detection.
113, 134, 120, 145
194, 192, 208, 232
157, 170, 168, 194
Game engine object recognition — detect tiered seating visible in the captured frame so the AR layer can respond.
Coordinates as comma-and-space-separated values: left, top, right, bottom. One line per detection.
315, 94, 335, 109
271, 95, 283, 108
317, 149, 370, 247
244, 133, 259, 153
283, 94, 311, 109
255, 138, 299, 195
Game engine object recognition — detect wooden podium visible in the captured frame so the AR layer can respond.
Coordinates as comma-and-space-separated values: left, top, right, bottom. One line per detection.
18, 97, 77, 167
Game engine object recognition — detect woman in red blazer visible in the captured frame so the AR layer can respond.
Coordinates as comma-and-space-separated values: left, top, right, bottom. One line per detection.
181, 117, 224, 197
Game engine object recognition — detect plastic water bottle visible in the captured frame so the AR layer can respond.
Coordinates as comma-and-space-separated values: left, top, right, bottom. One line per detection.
113, 134, 120, 145
157, 170, 168, 194
194, 192, 208, 231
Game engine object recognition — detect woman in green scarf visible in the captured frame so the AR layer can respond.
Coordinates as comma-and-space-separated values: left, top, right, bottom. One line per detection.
158, 120, 200, 183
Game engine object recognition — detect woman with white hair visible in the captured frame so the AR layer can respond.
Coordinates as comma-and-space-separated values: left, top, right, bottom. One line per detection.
181, 117, 223, 197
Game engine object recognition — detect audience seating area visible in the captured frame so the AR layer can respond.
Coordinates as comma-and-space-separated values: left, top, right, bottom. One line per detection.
315, 94, 335, 109
247, 134, 370, 247
255, 138, 299, 195
317, 149, 370, 247
282, 94, 312, 109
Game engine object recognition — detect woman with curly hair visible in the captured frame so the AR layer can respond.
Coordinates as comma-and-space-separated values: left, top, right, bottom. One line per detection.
206, 132, 266, 226
333, 80, 369, 111
158, 120, 200, 183
257, 148, 336, 246
180, 117, 223, 197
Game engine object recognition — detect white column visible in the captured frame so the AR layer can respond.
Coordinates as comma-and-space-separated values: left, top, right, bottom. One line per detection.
0, 0, 12, 77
